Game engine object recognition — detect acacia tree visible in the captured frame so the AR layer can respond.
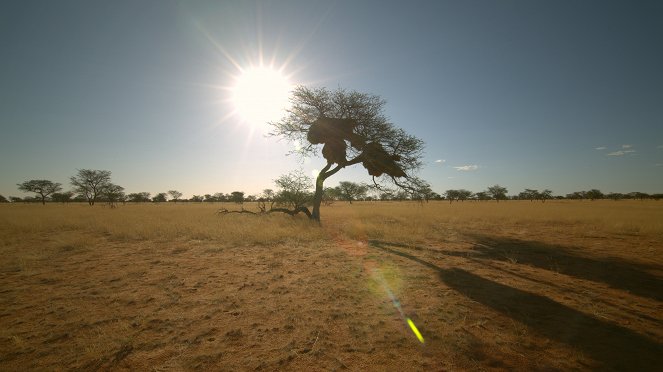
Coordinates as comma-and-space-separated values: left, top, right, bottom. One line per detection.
51, 191, 74, 203
17, 179, 62, 205
102, 184, 125, 208
270, 86, 426, 222
152, 193, 168, 203
168, 190, 183, 203
274, 170, 313, 210
336, 181, 368, 204
70, 169, 111, 206
487, 185, 508, 202
230, 191, 245, 204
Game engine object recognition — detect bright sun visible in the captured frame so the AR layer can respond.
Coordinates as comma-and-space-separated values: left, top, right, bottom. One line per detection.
231, 67, 292, 126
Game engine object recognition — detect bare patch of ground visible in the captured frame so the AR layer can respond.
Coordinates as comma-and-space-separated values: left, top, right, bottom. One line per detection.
1, 201, 661, 370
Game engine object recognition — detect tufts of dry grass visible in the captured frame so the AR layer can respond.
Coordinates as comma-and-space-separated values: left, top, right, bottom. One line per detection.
0, 200, 661, 371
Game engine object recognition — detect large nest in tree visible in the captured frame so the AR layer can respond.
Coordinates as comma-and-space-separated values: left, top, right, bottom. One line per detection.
307, 117, 406, 178
361, 142, 406, 178
307, 117, 365, 163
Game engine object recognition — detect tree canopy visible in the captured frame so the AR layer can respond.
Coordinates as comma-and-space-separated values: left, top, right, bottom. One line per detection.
17, 179, 62, 205
270, 86, 427, 221
70, 169, 111, 206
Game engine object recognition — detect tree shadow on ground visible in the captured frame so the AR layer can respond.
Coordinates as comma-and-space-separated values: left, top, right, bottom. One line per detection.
466, 235, 663, 302
369, 241, 663, 371
370, 236, 663, 302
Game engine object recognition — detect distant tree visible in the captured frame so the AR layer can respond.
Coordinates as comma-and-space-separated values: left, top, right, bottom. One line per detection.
190, 195, 204, 202
17, 179, 62, 205
457, 189, 473, 202
214, 192, 227, 202
519, 189, 539, 201
128, 192, 151, 202
379, 191, 394, 201
230, 191, 245, 204
336, 181, 369, 204
475, 191, 490, 201
152, 193, 168, 203
258, 189, 277, 211
167, 190, 183, 203
51, 191, 75, 204
102, 184, 125, 208
204, 194, 214, 202
586, 189, 604, 201
10, 196, 23, 203
0, 195, 8, 203
245, 194, 257, 202
606, 192, 624, 201
70, 169, 112, 206
539, 189, 553, 202
270, 86, 426, 222
486, 185, 508, 202
72, 194, 87, 202
444, 189, 459, 203
629, 192, 650, 200
410, 184, 437, 202
274, 170, 312, 209
566, 191, 586, 200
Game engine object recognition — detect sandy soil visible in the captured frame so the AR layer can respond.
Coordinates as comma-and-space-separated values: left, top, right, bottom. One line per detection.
1, 202, 662, 371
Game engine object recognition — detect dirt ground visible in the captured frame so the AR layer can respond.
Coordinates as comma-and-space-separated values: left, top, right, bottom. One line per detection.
0, 201, 662, 371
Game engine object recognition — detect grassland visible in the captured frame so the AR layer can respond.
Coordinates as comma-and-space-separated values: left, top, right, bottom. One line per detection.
1, 200, 662, 371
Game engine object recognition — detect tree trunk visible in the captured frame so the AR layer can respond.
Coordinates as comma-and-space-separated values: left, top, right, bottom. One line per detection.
311, 173, 325, 223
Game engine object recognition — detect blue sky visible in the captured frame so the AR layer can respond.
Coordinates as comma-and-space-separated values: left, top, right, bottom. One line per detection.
1, 0, 662, 198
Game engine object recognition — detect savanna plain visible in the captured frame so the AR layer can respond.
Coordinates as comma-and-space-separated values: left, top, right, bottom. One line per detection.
1, 200, 662, 371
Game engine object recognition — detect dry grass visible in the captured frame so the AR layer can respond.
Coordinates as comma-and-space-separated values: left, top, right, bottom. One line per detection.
0, 200, 661, 371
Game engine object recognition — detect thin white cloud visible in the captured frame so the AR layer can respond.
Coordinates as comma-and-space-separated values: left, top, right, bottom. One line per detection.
657, 145, 663, 149
594, 147, 606, 150
621, 144, 632, 149
606, 150, 636, 156
447, 176, 455, 179
453, 165, 478, 171
655, 164, 663, 167
434, 159, 445, 164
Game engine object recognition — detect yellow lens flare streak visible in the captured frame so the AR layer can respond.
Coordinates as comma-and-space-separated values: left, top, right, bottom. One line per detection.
372, 268, 426, 344
407, 318, 425, 343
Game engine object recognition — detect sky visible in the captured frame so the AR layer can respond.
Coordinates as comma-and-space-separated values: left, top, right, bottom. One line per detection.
1, 0, 662, 199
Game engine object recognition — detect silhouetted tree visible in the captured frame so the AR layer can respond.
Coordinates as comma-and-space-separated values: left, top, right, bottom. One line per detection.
270, 86, 426, 222
539, 189, 553, 202
457, 189, 473, 202
629, 192, 649, 200
566, 191, 586, 200
10, 196, 22, 203
475, 191, 490, 201
586, 189, 604, 201
519, 189, 538, 201
230, 191, 244, 204
168, 190, 183, 203
444, 189, 459, 203
51, 191, 74, 203
70, 169, 111, 206
128, 192, 151, 202
190, 195, 204, 202
17, 179, 62, 205
0, 195, 8, 203
487, 185, 508, 202
152, 193, 168, 203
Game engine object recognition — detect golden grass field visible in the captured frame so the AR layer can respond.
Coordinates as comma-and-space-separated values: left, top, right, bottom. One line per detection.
1, 200, 662, 371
